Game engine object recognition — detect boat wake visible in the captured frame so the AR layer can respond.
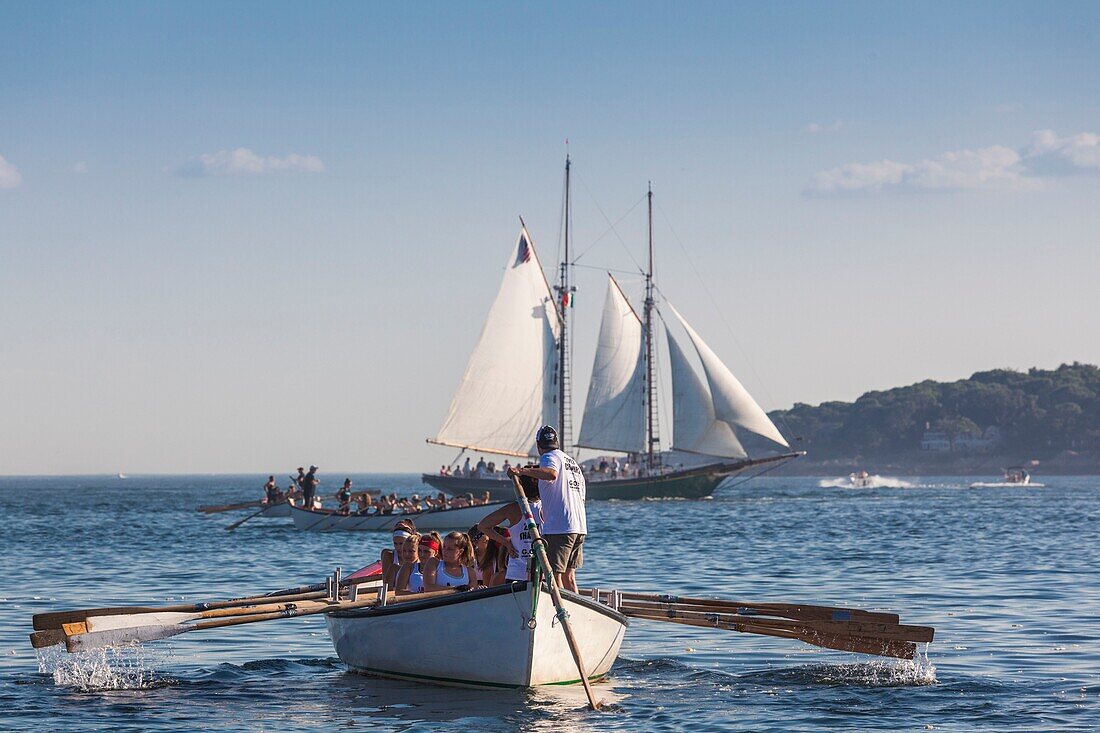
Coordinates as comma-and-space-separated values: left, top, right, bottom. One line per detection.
36, 643, 173, 691
819, 476, 916, 489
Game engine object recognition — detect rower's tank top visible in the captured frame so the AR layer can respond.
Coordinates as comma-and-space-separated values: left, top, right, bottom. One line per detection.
506, 500, 542, 582
408, 562, 424, 593
436, 563, 469, 588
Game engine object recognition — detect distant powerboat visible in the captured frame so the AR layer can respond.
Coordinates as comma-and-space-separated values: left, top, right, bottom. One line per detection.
849, 470, 874, 489
116, 472, 127, 480
970, 467, 1044, 489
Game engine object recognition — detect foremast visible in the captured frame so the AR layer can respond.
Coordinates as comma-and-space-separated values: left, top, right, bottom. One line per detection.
554, 154, 577, 453
643, 183, 661, 470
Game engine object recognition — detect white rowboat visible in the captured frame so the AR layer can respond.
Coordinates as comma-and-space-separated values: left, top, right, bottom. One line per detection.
288, 502, 509, 532
327, 581, 627, 688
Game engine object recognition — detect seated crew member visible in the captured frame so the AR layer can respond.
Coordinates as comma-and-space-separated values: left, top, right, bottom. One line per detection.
425, 532, 479, 590
394, 532, 423, 592
381, 519, 417, 588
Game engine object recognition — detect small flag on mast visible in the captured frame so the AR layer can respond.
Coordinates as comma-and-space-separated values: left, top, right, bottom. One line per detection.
515, 231, 532, 266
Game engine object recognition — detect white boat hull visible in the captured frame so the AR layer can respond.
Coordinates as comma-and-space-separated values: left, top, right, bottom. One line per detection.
326, 583, 627, 688
288, 502, 508, 532
969, 481, 1045, 488
259, 503, 291, 518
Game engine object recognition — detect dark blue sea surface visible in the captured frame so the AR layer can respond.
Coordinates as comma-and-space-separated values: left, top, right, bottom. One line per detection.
1, 474, 1097, 731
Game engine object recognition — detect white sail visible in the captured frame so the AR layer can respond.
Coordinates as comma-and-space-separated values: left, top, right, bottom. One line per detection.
432, 228, 560, 457
576, 276, 646, 453
666, 328, 748, 459
666, 302, 790, 450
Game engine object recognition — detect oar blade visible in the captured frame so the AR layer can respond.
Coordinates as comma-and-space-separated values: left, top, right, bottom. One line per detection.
33, 606, 166, 631
29, 629, 66, 649
63, 620, 188, 654
798, 630, 917, 660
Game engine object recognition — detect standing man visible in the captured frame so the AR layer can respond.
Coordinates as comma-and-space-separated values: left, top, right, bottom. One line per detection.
508, 425, 586, 593
302, 465, 319, 509
263, 475, 279, 504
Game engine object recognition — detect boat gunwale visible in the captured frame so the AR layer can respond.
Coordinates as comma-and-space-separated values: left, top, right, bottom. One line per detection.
327, 581, 629, 626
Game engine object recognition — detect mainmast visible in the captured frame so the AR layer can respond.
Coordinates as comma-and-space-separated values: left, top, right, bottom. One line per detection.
644, 183, 660, 469
554, 155, 576, 452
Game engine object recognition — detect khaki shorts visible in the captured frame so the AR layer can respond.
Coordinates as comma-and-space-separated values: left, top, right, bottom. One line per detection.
544, 533, 584, 574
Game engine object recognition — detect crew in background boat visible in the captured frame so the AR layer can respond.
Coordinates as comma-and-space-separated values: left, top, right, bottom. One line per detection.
302, 466, 319, 509
263, 476, 279, 504
477, 474, 543, 582
508, 425, 587, 593
336, 478, 353, 514
463, 456, 472, 477
289, 467, 306, 505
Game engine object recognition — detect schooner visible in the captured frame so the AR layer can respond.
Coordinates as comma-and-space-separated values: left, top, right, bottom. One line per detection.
422, 159, 802, 500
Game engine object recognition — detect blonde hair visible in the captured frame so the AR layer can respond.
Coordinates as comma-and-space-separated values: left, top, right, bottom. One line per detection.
444, 531, 476, 566
400, 532, 421, 563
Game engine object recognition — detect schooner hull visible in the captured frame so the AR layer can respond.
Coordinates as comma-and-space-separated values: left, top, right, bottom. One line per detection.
288, 502, 507, 532
326, 583, 626, 688
422, 453, 802, 501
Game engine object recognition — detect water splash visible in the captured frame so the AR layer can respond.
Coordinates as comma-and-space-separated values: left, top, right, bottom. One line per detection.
36, 643, 168, 691
819, 475, 916, 489
790, 654, 937, 687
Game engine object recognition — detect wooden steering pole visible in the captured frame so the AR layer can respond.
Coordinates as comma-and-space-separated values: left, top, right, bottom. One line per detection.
509, 472, 600, 711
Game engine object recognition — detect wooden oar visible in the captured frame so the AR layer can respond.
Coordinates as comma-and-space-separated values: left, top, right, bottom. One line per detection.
225, 500, 288, 531
32, 563, 384, 632
616, 594, 915, 629
509, 473, 601, 711
198, 500, 263, 514
599, 590, 901, 625
617, 604, 934, 643
623, 609, 918, 659
59, 587, 460, 654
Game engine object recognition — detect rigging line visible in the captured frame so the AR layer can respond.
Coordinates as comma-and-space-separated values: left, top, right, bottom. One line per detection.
652, 200, 797, 441
571, 262, 646, 277
572, 193, 646, 268
572, 173, 647, 274
721, 456, 795, 490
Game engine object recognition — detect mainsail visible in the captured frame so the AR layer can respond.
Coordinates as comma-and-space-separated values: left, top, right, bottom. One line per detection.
575, 276, 647, 453
431, 228, 560, 457
665, 302, 790, 450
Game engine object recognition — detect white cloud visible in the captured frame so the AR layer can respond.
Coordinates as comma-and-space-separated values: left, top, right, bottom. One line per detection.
1024, 129, 1100, 175
72, 161, 88, 174
806, 145, 1028, 195
806, 129, 1100, 196
176, 147, 325, 177
0, 154, 22, 189
805, 120, 844, 134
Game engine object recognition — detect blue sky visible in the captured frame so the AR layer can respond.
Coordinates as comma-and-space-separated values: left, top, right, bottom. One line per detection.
2, 2, 1098, 473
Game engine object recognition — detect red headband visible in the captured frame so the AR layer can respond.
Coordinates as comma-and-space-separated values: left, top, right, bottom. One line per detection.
418, 538, 441, 552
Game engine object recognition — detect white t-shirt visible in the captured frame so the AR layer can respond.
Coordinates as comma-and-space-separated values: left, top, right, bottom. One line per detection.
537, 449, 587, 535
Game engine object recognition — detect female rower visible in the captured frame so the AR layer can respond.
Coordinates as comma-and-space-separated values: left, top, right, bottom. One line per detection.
468, 525, 509, 586
476, 474, 542, 583
425, 532, 480, 590
381, 519, 416, 588
394, 531, 423, 593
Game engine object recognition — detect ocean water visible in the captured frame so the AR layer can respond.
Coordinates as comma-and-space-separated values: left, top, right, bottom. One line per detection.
1, 474, 1097, 732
